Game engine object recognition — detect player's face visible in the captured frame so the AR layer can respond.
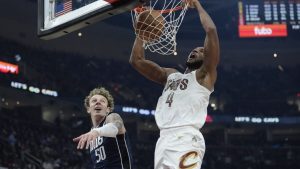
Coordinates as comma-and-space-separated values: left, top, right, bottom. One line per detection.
87, 94, 110, 117
186, 47, 204, 70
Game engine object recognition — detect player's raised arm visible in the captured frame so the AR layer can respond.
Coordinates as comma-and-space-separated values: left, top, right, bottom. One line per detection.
192, 0, 220, 83
129, 37, 177, 85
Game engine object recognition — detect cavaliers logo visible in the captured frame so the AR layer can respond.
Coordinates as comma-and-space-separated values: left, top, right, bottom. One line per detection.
179, 151, 199, 169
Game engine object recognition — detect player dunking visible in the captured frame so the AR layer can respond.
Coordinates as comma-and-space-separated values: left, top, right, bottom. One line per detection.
73, 87, 132, 169
130, 0, 220, 168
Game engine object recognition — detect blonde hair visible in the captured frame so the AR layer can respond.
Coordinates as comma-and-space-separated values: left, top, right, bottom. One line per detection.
84, 87, 114, 112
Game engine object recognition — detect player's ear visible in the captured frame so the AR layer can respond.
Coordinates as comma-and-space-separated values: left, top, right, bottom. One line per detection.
107, 107, 112, 114
87, 106, 92, 114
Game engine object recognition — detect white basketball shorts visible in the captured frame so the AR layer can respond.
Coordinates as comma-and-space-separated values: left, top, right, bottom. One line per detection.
154, 126, 205, 169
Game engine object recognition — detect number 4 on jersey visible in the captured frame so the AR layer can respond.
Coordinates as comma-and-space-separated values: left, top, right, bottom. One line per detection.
166, 92, 174, 107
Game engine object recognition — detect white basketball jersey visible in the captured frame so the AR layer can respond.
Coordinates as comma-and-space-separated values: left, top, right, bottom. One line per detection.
155, 70, 212, 130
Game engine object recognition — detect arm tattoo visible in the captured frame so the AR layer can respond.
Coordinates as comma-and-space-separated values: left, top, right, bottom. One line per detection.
109, 113, 124, 131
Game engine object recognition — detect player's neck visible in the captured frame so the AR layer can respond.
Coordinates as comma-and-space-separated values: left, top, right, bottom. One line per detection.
92, 116, 105, 128
184, 68, 194, 74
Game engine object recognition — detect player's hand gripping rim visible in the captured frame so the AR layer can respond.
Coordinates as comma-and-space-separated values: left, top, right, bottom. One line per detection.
181, 0, 200, 9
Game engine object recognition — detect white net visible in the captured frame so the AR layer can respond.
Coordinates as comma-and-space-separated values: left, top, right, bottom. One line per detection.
131, 0, 189, 55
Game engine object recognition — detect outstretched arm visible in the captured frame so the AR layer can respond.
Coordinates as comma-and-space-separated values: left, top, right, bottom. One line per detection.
73, 113, 125, 149
129, 37, 177, 85
189, 0, 220, 85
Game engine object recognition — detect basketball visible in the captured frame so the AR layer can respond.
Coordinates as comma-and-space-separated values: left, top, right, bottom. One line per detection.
135, 10, 165, 42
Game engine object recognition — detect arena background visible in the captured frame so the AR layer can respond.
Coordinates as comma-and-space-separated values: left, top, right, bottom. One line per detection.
1, 0, 300, 169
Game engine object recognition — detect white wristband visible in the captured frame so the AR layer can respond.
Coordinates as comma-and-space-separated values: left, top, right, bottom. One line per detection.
92, 123, 118, 138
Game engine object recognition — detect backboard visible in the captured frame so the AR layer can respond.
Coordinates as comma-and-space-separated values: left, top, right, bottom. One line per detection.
38, 0, 139, 40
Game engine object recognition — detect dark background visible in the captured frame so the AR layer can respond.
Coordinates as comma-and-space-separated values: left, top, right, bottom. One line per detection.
0, 0, 300, 169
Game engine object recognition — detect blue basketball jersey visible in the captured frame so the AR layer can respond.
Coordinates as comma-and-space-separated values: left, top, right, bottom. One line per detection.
89, 116, 131, 169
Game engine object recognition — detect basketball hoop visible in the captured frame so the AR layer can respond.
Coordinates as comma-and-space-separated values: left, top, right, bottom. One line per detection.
131, 0, 189, 55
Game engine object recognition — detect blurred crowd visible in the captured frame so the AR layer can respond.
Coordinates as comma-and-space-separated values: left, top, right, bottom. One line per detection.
0, 108, 91, 169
